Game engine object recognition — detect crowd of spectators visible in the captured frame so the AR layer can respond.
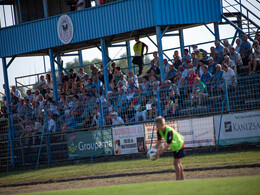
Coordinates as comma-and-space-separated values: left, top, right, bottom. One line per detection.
0, 33, 259, 145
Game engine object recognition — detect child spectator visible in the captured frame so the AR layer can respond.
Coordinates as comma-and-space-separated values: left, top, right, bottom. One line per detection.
190, 77, 208, 107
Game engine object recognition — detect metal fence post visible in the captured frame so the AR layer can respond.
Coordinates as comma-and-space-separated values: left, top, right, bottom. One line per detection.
44, 109, 52, 164
157, 91, 162, 116
224, 81, 230, 112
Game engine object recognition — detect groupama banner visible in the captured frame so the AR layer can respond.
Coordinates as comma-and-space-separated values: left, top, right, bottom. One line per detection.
67, 129, 114, 159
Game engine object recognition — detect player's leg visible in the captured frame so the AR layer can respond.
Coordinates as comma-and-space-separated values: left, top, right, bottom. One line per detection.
173, 158, 181, 180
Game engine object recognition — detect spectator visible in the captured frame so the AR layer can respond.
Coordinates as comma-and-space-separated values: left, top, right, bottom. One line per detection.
239, 34, 252, 66
26, 89, 34, 103
19, 119, 36, 146
61, 111, 76, 141
197, 59, 206, 77
132, 96, 147, 122
11, 86, 22, 100
223, 47, 230, 57
164, 59, 171, 73
211, 64, 224, 96
193, 48, 203, 60
248, 40, 260, 74
91, 108, 101, 127
6, 92, 19, 114
79, 67, 87, 81
127, 79, 137, 91
190, 77, 208, 107
118, 74, 127, 87
146, 60, 160, 76
152, 51, 160, 67
47, 114, 56, 133
207, 57, 217, 75
182, 49, 191, 66
90, 64, 100, 77
111, 112, 124, 126
34, 90, 44, 106
167, 65, 177, 83
111, 62, 117, 75
49, 100, 60, 121
141, 76, 150, 91
222, 55, 236, 73
200, 65, 213, 88
98, 71, 105, 85
70, 95, 84, 120
73, 0, 86, 11
235, 38, 242, 53
188, 68, 198, 90
37, 75, 47, 96
69, 69, 80, 91
33, 101, 43, 121
230, 46, 243, 69
60, 72, 69, 94
201, 50, 209, 63
164, 88, 179, 117
127, 70, 139, 87
191, 52, 199, 69
132, 35, 148, 76
46, 74, 53, 90
223, 39, 232, 50
46, 88, 54, 99
14, 98, 25, 121
173, 55, 182, 69
221, 64, 237, 91
214, 40, 224, 63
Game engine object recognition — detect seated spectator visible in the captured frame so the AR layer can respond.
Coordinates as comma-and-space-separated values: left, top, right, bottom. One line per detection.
239, 34, 252, 66
19, 119, 36, 146
70, 95, 84, 120
11, 86, 22, 100
60, 72, 69, 94
193, 48, 203, 60
37, 75, 47, 96
48, 100, 60, 121
174, 71, 186, 95
164, 88, 179, 117
201, 50, 209, 63
90, 64, 100, 77
127, 79, 138, 91
33, 101, 43, 121
222, 55, 236, 73
34, 90, 44, 108
230, 47, 243, 70
182, 49, 191, 66
181, 63, 194, 80
61, 111, 76, 140
197, 59, 206, 77
223, 47, 230, 57
47, 114, 56, 133
118, 74, 127, 87
146, 60, 160, 76
131, 96, 147, 122
111, 112, 124, 126
223, 39, 232, 50
113, 67, 124, 84
248, 40, 260, 74
46, 88, 54, 99
164, 59, 171, 73
190, 77, 208, 107
93, 75, 104, 90
46, 73, 53, 90
188, 68, 198, 90
14, 98, 25, 121
214, 40, 224, 63
91, 108, 101, 127
78, 68, 87, 81
173, 55, 182, 69
235, 38, 241, 53
141, 76, 150, 92
26, 89, 34, 103
221, 64, 237, 91
118, 81, 127, 92
127, 70, 139, 87
207, 57, 217, 75
200, 65, 213, 88
191, 52, 200, 68
69, 69, 80, 91
166, 65, 177, 83
82, 109, 92, 128
6, 92, 19, 114
111, 61, 117, 75
210, 46, 218, 62
211, 64, 224, 96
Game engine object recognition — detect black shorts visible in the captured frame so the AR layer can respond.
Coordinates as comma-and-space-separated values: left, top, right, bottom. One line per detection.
172, 148, 185, 159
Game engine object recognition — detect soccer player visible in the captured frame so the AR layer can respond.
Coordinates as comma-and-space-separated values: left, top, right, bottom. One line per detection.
154, 116, 185, 180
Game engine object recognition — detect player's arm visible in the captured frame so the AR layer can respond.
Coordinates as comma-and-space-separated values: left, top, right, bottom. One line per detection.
154, 140, 161, 150
144, 44, 148, 55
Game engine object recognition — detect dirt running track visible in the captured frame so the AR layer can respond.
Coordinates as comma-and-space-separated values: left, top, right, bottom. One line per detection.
1, 167, 260, 195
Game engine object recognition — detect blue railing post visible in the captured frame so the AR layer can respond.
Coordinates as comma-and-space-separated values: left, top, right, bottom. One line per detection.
126, 40, 132, 71
36, 124, 45, 169
214, 22, 220, 41
179, 29, 185, 57
157, 91, 162, 116
49, 49, 59, 106
156, 26, 166, 81
44, 109, 52, 164
216, 99, 226, 152
78, 50, 84, 68
57, 53, 62, 85
150, 109, 158, 150
101, 38, 110, 94
224, 81, 230, 112
2, 57, 15, 169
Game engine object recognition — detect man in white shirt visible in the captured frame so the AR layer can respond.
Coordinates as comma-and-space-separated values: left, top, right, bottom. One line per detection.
48, 115, 56, 133
111, 112, 124, 126
11, 86, 22, 100
221, 65, 237, 90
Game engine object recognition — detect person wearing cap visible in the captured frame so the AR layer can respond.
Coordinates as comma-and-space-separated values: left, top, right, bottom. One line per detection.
201, 50, 209, 63
132, 35, 149, 76
111, 112, 124, 126
207, 57, 217, 75
193, 48, 203, 60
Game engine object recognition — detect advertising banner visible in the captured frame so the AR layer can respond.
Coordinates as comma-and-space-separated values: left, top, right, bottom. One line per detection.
214, 110, 260, 145
177, 117, 215, 147
144, 120, 177, 150
112, 125, 145, 155
67, 129, 113, 159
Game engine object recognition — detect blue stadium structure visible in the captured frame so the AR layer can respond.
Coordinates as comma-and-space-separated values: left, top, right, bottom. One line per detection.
0, 0, 259, 171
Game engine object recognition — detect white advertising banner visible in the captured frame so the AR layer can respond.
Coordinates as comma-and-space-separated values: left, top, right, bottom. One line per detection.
144, 120, 177, 150
112, 125, 145, 155
177, 117, 215, 147
214, 110, 260, 145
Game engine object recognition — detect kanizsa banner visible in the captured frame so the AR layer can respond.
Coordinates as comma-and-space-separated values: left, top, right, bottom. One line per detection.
214, 110, 260, 145
144, 120, 177, 150
177, 117, 215, 147
67, 129, 114, 159
112, 125, 145, 155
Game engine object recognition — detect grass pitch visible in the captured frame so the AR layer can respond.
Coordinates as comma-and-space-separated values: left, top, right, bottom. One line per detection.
23, 176, 260, 195
0, 149, 259, 185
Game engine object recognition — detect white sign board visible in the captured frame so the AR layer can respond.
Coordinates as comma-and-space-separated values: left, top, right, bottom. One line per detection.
112, 125, 145, 155
177, 117, 215, 147
214, 110, 260, 145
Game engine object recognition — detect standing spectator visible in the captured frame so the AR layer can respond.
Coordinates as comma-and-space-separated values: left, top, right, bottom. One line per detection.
152, 51, 160, 67
11, 86, 22, 100
60, 72, 69, 94
207, 57, 217, 75
239, 34, 252, 66
248, 40, 260, 74
182, 49, 191, 66
235, 38, 242, 53
37, 75, 47, 96
46, 74, 53, 90
214, 40, 224, 63
132, 35, 148, 76
69, 69, 80, 91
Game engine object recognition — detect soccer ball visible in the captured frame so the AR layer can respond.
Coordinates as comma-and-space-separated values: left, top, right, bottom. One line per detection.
147, 148, 159, 160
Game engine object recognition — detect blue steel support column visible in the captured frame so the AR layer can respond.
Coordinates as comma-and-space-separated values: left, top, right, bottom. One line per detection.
100, 38, 110, 94
49, 49, 59, 105
126, 41, 132, 71
78, 50, 84, 68
179, 29, 184, 57
2, 57, 15, 168
156, 26, 165, 81
42, 0, 48, 17
214, 22, 220, 41
57, 53, 62, 84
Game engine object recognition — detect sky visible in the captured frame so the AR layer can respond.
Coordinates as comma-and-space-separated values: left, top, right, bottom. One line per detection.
0, 0, 259, 96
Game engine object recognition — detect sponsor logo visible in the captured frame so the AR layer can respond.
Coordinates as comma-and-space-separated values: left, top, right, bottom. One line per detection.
68, 136, 77, 153
57, 15, 74, 44
224, 121, 232, 132
78, 141, 113, 151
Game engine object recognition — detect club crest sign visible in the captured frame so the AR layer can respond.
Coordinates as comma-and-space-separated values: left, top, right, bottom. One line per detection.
57, 15, 74, 44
